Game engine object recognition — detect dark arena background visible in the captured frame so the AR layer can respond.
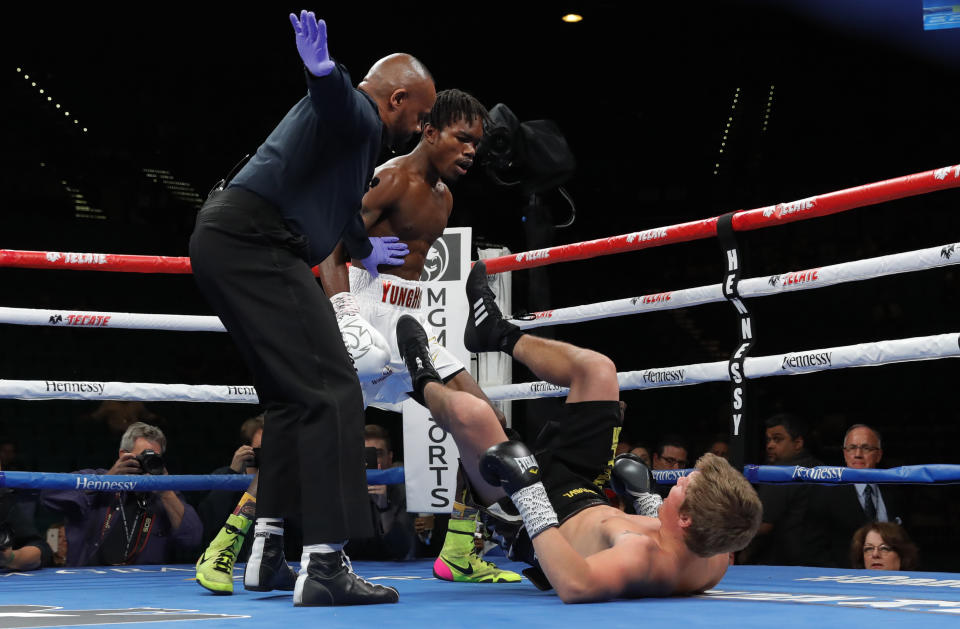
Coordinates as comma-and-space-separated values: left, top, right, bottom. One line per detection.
3, 0, 960, 587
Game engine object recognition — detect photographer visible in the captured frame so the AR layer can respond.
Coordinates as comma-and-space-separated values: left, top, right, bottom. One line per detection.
345, 425, 416, 561
40, 422, 201, 566
1, 459, 51, 571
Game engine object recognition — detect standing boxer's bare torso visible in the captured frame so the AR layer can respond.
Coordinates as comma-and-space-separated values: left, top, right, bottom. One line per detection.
561, 503, 729, 597
354, 156, 452, 281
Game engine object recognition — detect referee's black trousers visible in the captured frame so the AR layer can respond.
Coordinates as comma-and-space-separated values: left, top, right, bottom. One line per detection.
188, 187, 372, 544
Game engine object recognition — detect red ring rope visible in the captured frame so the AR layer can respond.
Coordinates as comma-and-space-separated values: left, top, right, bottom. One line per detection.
0, 250, 326, 278
481, 163, 960, 274
2, 163, 957, 275
0, 250, 193, 274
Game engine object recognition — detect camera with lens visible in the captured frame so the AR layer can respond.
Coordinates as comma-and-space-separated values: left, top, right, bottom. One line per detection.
135, 449, 165, 475
365, 446, 380, 470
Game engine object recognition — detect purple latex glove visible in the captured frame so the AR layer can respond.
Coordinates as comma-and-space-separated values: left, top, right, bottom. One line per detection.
359, 236, 409, 278
289, 10, 335, 77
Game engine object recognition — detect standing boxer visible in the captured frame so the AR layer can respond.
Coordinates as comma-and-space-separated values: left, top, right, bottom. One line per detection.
189, 10, 434, 606
318, 88, 520, 583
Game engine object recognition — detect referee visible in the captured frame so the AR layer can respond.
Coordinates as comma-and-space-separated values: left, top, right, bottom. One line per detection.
189, 10, 435, 606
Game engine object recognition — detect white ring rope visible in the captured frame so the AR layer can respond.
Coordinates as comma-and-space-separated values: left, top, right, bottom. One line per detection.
2, 241, 955, 333
483, 332, 960, 401
513, 240, 960, 330
0, 308, 225, 331
0, 381, 259, 404
1, 333, 956, 403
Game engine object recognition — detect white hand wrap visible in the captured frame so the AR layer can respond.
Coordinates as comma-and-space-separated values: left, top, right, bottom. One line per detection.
510, 482, 559, 539
330, 292, 390, 381
633, 493, 663, 518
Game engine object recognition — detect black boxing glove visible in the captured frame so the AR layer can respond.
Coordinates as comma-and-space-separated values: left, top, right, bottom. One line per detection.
480, 441, 558, 539
611, 453, 663, 517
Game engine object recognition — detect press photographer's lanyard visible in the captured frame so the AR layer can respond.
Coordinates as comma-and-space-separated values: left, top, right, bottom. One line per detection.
99, 492, 155, 564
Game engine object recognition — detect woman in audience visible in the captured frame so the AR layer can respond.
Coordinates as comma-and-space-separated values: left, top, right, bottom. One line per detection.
850, 521, 919, 571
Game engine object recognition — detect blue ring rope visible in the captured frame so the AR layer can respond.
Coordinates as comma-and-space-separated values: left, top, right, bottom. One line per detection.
0, 467, 404, 491
4, 465, 957, 491
654, 464, 960, 485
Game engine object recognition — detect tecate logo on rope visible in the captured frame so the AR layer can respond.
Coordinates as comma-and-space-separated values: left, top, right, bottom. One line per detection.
49, 313, 113, 327
45, 252, 108, 264
767, 269, 820, 288
762, 197, 816, 219
625, 227, 668, 244
781, 351, 833, 370
934, 165, 960, 180
631, 292, 672, 306
515, 249, 551, 263
225, 386, 257, 397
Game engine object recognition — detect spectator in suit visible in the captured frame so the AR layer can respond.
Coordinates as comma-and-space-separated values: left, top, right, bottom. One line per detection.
816, 424, 904, 567
850, 521, 918, 571
652, 435, 689, 471
739, 413, 831, 566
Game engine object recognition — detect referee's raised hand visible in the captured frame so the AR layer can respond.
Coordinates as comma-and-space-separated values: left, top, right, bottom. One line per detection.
289, 10, 335, 77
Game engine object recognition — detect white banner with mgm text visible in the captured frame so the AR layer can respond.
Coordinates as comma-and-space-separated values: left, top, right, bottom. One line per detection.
402, 227, 470, 513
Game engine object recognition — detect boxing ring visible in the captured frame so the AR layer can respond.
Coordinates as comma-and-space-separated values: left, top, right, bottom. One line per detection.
5, 562, 960, 628
2, 163, 960, 626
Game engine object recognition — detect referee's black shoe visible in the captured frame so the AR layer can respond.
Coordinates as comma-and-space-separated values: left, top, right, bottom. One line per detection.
294, 551, 399, 606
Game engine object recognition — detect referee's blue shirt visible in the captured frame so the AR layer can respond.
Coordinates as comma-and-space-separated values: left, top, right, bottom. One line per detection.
229, 63, 380, 265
